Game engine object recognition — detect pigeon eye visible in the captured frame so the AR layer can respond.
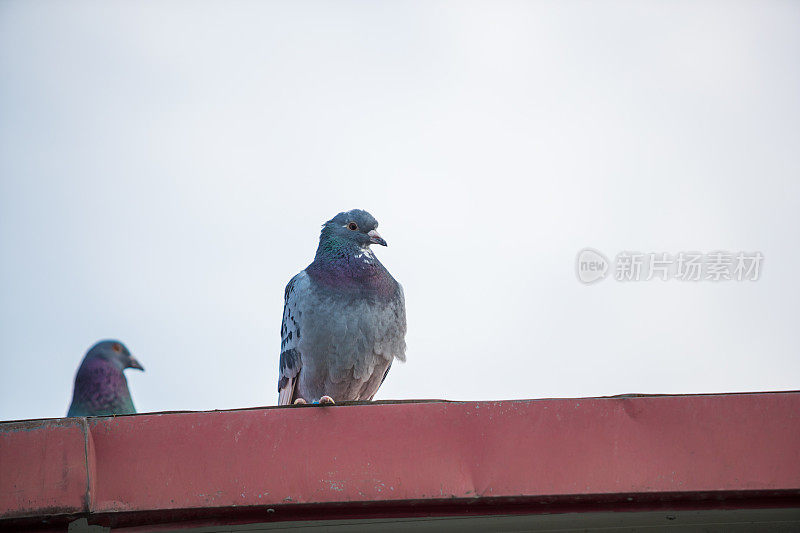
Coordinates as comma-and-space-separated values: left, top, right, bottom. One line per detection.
112, 343, 122, 353
347, 222, 358, 231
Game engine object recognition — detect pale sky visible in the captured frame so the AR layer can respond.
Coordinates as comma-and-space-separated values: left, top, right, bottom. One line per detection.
1, 0, 798, 421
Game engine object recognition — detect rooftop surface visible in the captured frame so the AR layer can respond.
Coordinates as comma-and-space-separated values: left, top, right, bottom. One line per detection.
2, 392, 800, 531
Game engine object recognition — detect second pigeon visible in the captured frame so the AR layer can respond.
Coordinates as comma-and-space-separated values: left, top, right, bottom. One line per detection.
277, 209, 406, 405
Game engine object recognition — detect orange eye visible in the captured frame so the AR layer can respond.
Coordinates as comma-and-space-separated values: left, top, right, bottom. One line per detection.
347, 222, 358, 231
112, 343, 122, 353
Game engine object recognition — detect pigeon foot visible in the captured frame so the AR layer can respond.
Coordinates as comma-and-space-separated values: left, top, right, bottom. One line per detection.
319, 395, 335, 405
293, 398, 307, 405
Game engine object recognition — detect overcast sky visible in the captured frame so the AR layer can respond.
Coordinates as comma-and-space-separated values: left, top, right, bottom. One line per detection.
1, 0, 798, 421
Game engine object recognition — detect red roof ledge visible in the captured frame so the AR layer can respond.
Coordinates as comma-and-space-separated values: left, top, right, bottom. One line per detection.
2, 392, 800, 531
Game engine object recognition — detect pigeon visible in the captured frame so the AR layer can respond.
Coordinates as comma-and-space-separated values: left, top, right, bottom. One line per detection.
278, 209, 406, 405
67, 340, 144, 417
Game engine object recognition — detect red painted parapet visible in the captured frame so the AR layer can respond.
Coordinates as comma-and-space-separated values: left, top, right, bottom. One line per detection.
0, 418, 89, 519
2, 392, 800, 530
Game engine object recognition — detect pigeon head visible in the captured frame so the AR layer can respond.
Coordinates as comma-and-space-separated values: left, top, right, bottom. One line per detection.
86, 340, 144, 372
320, 209, 387, 248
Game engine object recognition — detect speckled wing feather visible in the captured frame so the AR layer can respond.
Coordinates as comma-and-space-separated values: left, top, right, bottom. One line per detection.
277, 272, 307, 405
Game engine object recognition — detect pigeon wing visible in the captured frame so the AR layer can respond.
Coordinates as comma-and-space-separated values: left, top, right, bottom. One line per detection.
278, 271, 307, 405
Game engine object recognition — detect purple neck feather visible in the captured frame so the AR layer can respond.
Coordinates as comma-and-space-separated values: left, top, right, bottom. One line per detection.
307, 235, 396, 299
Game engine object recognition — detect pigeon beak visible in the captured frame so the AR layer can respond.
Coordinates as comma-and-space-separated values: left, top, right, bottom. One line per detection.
368, 229, 387, 246
128, 356, 145, 371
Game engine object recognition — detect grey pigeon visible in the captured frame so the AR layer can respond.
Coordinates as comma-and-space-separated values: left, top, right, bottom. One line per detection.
278, 209, 406, 405
67, 340, 144, 416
